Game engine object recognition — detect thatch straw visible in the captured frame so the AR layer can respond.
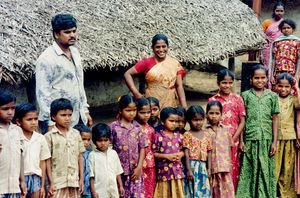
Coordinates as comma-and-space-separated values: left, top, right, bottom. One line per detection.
0, 0, 266, 85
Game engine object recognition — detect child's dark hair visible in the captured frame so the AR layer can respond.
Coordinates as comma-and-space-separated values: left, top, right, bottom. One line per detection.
92, 123, 111, 144
147, 97, 160, 108
152, 34, 169, 49
160, 107, 177, 122
15, 102, 37, 121
279, 19, 296, 30
276, 72, 294, 86
136, 98, 150, 111
50, 98, 73, 117
272, 2, 285, 18
118, 94, 136, 111
175, 107, 186, 118
206, 101, 223, 114
186, 105, 205, 123
74, 124, 91, 134
217, 69, 234, 83
0, 89, 16, 106
250, 64, 268, 78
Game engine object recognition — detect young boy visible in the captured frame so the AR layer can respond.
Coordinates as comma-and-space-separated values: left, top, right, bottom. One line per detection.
74, 124, 92, 198
0, 89, 26, 198
89, 123, 124, 197
45, 98, 85, 197
15, 102, 51, 198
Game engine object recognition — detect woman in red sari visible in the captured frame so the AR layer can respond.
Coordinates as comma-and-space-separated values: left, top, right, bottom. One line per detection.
261, 2, 285, 69
124, 34, 187, 109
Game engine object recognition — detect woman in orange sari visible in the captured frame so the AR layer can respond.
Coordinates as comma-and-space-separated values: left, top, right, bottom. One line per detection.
124, 34, 187, 109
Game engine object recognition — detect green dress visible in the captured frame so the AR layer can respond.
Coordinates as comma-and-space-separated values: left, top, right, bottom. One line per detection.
236, 88, 279, 198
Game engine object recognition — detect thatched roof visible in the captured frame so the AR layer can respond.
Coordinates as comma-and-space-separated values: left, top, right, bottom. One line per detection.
1, 0, 266, 84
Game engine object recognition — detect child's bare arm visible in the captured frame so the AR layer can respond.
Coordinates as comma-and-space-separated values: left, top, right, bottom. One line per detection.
154, 152, 178, 161
232, 116, 245, 142
19, 153, 27, 197
46, 158, 54, 196
184, 148, 193, 181
131, 148, 145, 181
40, 160, 47, 198
90, 177, 99, 198
117, 175, 125, 197
78, 152, 84, 194
207, 150, 212, 177
270, 114, 278, 156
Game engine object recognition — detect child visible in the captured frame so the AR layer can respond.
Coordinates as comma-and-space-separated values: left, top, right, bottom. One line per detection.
275, 73, 299, 197
45, 98, 85, 197
135, 98, 156, 198
15, 102, 51, 198
152, 107, 186, 198
147, 97, 163, 133
270, 19, 300, 95
205, 101, 234, 197
236, 65, 279, 198
110, 95, 146, 198
89, 123, 124, 197
207, 69, 246, 189
183, 105, 212, 198
0, 89, 26, 198
74, 124, 92, 198
175, 107, 186, 134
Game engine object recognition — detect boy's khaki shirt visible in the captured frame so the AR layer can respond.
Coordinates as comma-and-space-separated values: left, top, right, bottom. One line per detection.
45, 126, 85, 190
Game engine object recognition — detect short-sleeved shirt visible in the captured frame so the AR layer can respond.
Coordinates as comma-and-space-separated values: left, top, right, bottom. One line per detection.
205, 124, 232, 174
22, 131, 51, 177
273, 40, 300, 72
82, 150, 91, 196
183, 131, 212, 161
143, 123, 155, 169
0, 124, 23, 194
242, 88, 280, 140
152, 131, 185, 182
110, 119, 147, 175
208, 92, 246, 137
278, 95, 298, 140
45, 126, 85, 190
89, 148, 123, 198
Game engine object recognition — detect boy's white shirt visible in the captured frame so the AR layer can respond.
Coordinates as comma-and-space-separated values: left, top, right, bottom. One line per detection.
0, 123, 23, 194
21, 131, 51, 177
89, 147, 123, 198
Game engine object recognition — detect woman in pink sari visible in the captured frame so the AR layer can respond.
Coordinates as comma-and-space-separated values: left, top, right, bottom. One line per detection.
261, 2, 285, 69
124, 34, 187, 109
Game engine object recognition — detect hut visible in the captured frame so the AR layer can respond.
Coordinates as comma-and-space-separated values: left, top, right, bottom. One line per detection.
0, 0, 266, 107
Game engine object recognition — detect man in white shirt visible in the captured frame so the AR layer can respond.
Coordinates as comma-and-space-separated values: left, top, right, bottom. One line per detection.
35, 14, 92, 133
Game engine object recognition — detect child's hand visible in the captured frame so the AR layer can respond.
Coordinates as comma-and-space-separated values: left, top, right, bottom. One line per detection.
47, 183, 55, 197
239, 142, 245, 153
119, 186, 125, 197
207, 169, 211, 178
131, 166, 142, 181
39, 187, 46, 198
269, 142, 277, 156
296, 139, 300, 149
0, 144, 2, 152
92, 191, 99, 198
186, 169, 194, 181
79, 179, 84, 194
166, 153, 178, 162
19, 180, 27, 198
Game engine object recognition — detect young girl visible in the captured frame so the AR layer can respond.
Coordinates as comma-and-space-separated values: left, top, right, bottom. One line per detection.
147, 97, 164, 133
183, 105, 212, 198
236, 65, 279, 198
270, 19, 300, 95
135, 98, 156, 198
275, 73, 299, 197
175, 107, 186, 134
208, 69, 246, 189
152, 107, 186, 198
110, 95, 146, 198
205, 101, 234, 197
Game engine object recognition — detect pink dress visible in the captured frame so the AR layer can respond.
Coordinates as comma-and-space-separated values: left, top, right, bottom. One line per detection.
142, 123, 156, 198
208, 92, 246, 190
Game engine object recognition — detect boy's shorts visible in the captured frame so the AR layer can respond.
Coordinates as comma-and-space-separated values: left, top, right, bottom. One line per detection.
0, 194, 20, 198
25, 174, 41, 196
